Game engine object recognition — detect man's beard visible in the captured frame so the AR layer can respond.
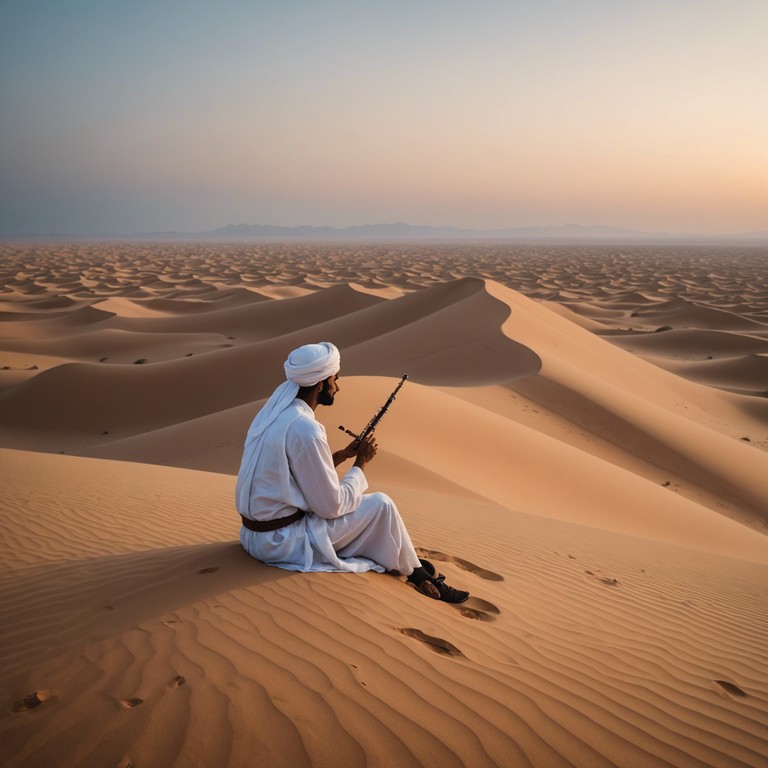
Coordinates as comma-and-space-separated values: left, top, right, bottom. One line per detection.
318, 382, 335, 406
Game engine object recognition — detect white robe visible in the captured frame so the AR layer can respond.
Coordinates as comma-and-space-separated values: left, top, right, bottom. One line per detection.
236, 399, 421, 574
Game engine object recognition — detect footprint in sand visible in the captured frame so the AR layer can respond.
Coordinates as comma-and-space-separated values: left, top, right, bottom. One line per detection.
416, 547, 504, 582
456, 596, 501, 622
585, 570, 620, 586
398, 628, 464, 657
198, 566, 220, 574
11, 690, 51, 713
714, 680, 747, 699
120, 697, 144, 709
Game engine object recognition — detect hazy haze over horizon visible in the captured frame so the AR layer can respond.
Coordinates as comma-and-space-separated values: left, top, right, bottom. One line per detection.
1, 0, 766, 236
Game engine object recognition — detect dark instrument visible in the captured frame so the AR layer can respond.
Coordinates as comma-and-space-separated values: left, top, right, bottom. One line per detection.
339, 374, 408, 444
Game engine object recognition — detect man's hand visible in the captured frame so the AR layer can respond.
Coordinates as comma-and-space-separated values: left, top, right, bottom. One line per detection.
332, 439, 359, 467
353, 435, 378, 470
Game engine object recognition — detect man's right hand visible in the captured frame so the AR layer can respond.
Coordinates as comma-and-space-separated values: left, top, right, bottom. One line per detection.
353, 435, 378, 469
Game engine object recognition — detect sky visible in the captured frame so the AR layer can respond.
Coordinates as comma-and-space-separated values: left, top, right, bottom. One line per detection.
0, 0, 766, 236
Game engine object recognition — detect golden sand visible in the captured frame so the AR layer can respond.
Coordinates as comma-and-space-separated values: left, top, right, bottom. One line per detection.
1, 242, 767, 767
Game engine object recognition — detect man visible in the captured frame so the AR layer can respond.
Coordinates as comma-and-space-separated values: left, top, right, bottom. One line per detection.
235, 341, 469, 603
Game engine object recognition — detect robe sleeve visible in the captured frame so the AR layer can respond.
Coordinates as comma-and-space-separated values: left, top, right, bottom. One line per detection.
289, 432, 368, 519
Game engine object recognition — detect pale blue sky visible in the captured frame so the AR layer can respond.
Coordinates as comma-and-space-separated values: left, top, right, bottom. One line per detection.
1, 0, 766, 234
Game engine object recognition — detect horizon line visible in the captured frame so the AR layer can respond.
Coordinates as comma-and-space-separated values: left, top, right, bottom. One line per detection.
2, 220, 767, 243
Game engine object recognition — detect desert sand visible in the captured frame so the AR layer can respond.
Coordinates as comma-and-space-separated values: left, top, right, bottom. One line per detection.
1, 241, 767, 768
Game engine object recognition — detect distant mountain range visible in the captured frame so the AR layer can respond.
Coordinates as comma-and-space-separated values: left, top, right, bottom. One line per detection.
175, 222, 663, 241
131, 222, 768, 242
4, 222, 768, 242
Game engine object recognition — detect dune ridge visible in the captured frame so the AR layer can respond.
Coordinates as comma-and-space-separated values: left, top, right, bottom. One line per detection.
2, 242, 767, 767
2, 242, 766, 395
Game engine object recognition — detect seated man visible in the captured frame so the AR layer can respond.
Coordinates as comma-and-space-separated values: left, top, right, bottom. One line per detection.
235, 341, 468, 603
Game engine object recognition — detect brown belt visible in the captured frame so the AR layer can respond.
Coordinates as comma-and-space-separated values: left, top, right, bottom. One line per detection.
241, 509, 306, 533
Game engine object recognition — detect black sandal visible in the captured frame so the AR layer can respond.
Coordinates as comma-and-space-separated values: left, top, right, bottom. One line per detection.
408, 562, 469, 603
432, 579, 469, 604
417, 558, 445, 583
413, 579, 442, 600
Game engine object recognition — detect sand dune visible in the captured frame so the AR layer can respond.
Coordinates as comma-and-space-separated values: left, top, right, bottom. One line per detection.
0, 328, 229, 363
2, 241, 767, 767
663, 354, 768, 394
107, 283, 381, 338
604, 296, 768, 332
2, 448, 767, 768
605, 329, 768, 358
0, 278, 542, 445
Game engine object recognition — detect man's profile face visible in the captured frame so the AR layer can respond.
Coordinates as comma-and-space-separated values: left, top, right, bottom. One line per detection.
318, 373, 339, 406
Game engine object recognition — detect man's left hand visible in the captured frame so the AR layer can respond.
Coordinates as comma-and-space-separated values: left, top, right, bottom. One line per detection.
332, 439, 359, 467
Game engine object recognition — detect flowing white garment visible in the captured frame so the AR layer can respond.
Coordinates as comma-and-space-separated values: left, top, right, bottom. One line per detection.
236, 399, 421, 574
235, 342, 341, 515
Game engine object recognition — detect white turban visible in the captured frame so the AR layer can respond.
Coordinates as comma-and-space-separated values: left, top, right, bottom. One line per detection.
284, 342, 341, 386
235, 342, 341, 514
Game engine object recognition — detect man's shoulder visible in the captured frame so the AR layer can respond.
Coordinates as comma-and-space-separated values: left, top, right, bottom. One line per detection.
286, 403, 325, 440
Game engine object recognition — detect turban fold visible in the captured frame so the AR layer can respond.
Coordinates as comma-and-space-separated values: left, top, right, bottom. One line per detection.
235, 342, 340, 514
285, 342, 341, 387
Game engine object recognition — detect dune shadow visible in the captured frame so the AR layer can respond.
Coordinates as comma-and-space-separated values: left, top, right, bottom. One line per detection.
0, 540, 289, 676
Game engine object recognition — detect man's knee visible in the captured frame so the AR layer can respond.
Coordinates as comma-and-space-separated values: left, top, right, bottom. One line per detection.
368, 492, 405, 524
368, 491, 395, 510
